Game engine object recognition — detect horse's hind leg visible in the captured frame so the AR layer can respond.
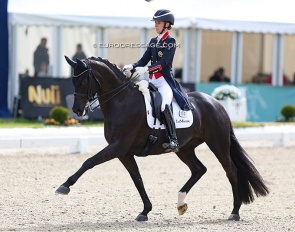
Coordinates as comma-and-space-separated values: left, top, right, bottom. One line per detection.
119, 156, 152, 222
176, 146, 207, 215
206, 138, 241, 221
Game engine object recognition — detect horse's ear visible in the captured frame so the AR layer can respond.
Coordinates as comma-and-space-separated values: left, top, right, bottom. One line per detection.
77, 58, 87, 69
65, 56, 76, 68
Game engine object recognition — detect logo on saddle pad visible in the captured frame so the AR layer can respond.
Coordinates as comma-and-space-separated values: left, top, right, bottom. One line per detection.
136, 80, 193, 129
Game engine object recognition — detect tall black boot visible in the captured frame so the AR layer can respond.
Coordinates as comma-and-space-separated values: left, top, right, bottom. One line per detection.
162, 104, 179, 152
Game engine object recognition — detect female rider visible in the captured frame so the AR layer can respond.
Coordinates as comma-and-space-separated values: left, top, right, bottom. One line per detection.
124, 9, 193, 153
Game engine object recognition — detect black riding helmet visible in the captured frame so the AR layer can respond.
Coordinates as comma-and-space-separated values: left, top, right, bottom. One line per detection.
151, 9, 174, 25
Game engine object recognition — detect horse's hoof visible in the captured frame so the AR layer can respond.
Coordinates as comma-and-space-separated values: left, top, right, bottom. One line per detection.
177, 203, 188, 215
228, 213, 240, 221
135, 214, 148, 221
55, 185, 70, 195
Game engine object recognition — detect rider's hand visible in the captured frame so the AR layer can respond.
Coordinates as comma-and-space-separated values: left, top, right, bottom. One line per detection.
135, 67, 148, 76
123, 64, 133, 71
123, 64, 134, 77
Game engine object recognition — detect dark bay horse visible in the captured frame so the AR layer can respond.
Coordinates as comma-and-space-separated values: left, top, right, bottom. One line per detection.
56, 56, 269, 221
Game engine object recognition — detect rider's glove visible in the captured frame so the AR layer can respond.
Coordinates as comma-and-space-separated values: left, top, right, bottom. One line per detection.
135, 67, 148, 76
123, 64, 133, 71
123, 64, 134, 77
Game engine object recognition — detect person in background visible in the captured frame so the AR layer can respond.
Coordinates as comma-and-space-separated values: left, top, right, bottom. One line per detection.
33, 38, 49, 77
71, 44, 87, 76
266, 73, 290, 85
123, 9, 193, 153
209, 67, 230, 82
72, 44, 87, 61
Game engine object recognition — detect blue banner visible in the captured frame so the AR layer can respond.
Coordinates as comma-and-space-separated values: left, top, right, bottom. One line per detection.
0, 0, 10, 117
197, 83, 295, 122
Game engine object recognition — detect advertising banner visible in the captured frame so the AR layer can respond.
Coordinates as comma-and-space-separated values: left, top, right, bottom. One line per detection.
20, 77, 74, 118
20, 76, 104, 120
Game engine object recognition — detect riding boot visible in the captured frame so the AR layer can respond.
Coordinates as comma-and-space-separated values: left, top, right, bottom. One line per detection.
162, 104, 179, 152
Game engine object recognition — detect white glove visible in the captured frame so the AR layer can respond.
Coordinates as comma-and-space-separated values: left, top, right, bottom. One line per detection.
135, 67, 148, 76
123, 64, 133, 71
123, 64, 134, 77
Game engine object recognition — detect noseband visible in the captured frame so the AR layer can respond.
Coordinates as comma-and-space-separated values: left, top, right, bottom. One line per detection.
73, 59, 133, 112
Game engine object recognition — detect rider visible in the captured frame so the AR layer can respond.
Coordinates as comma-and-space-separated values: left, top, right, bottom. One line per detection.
123, 9, 193, 153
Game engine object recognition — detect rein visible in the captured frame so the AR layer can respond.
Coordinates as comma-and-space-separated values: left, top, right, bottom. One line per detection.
74, 59, 134, 112
87, 80, 133, 111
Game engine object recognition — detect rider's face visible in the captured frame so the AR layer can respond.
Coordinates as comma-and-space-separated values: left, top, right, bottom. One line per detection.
155, 21, 165, 34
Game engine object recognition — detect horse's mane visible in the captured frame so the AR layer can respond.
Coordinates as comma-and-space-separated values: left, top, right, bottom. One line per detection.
89, 56, 127, 81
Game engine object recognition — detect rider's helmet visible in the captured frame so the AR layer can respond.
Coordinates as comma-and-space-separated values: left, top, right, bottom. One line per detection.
151, 9, 174, 25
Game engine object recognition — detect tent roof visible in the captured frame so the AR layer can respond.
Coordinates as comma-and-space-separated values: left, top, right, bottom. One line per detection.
8, 0, 295, 34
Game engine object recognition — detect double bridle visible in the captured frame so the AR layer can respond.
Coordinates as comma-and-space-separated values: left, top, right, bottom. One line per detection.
73, 59, 133, 112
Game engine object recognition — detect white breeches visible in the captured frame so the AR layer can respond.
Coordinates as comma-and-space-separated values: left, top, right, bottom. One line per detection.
150, 75, 173, 112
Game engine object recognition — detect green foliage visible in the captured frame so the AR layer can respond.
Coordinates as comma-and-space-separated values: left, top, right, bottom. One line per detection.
231, 121, 264, 128
280, 104, 295, 121
0, 117, 43, 128
49, 106, 70, 123
0, 117, 104, 128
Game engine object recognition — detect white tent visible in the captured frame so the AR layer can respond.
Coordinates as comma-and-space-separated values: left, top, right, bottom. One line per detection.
8, 0, 295, 32
7, 0, 295, 110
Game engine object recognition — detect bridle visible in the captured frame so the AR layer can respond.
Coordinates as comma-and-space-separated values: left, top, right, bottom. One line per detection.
73, 59, 134, 112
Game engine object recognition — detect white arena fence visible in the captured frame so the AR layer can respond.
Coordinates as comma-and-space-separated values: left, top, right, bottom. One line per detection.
1, 126, 295, 154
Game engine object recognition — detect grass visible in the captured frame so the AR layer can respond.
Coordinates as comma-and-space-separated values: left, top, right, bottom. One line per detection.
0, 117, 293, 129
0, 117, 103, 128
231, 121, 265, 128
0, 118, 44, 128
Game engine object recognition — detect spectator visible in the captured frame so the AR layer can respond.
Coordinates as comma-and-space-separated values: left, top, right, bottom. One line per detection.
71, 44, 87, 76
266, 73, 290, 85
33, 38, 49, 77
72, 44, 87, 61
209, 67, 230, 82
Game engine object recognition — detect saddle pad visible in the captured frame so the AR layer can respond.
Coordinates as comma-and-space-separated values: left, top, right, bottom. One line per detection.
136, 80, 193, 129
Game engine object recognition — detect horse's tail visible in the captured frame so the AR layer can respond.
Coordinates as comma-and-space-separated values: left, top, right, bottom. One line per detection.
230, 127, 269, 204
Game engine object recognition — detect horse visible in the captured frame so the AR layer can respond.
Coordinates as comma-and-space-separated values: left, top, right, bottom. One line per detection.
55, 56, 269, 222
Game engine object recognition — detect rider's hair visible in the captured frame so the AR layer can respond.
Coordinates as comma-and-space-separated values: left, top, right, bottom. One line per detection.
166, 23, 172, 30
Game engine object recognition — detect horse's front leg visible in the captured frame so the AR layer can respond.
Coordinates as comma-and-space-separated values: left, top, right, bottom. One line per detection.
55, 144, 118, 195
119, 156, 152, 222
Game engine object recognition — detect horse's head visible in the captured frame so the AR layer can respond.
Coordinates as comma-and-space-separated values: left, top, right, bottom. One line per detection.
65, 56, 133, 117
65, 56, 100, 117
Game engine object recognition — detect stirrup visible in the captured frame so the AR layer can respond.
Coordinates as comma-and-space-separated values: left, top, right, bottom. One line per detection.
162, 140, 179, 153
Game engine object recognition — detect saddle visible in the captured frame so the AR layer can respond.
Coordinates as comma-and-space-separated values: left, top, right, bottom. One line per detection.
135, 80, 193, 157
136, 80, 193, 130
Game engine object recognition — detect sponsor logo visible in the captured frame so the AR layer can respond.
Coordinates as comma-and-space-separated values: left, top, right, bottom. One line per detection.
176, 119, 190, 123
28, 85, 61, 105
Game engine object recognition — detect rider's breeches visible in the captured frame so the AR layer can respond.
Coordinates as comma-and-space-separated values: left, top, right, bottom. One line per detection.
150, 75, 173, 112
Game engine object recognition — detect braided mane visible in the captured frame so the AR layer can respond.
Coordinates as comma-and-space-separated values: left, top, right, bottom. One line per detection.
89, 56, 127, 81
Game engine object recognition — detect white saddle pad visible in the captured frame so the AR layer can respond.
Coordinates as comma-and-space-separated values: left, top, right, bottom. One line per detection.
136, 80, 193, 129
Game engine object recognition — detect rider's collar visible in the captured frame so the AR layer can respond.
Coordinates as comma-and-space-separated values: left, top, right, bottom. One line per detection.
157, 31, 169, 42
